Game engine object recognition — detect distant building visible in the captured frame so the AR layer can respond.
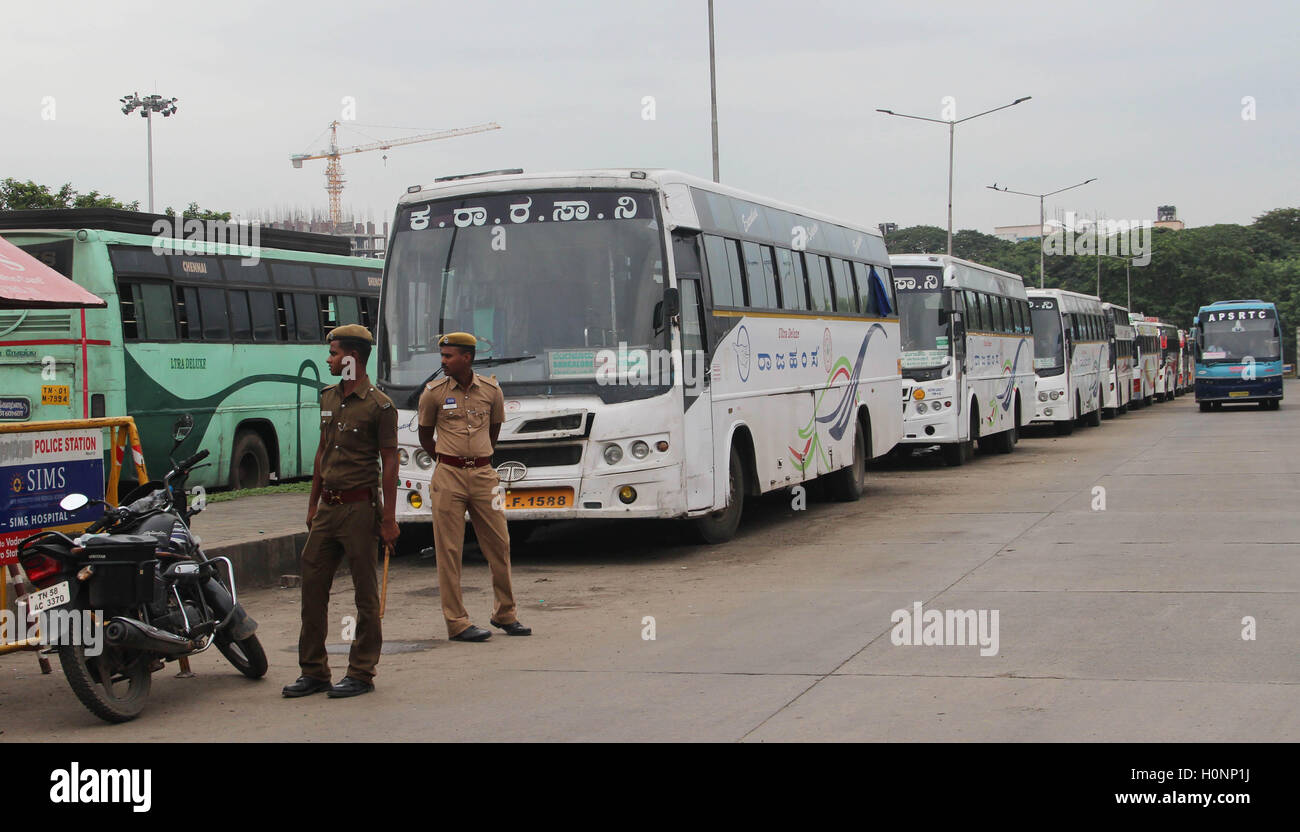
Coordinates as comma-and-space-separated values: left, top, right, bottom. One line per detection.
257, 211, 388, 258
994, 205, 1184, 240
1154, 205, 1184, 231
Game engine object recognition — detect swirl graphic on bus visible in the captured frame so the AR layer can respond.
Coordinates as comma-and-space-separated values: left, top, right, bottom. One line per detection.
787, 324, 884, 472
734, 325, 751, 382
996, 340, 1029, 413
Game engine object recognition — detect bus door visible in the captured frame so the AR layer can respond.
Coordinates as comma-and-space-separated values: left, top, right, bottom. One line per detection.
673, 233, 714, 511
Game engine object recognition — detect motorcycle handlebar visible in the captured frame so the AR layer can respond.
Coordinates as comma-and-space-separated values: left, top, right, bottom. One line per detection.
176, 449, 210, 472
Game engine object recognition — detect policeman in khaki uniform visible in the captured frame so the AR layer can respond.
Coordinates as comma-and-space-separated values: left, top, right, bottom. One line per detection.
284, 324, 399, 699
418, 332, 531, 641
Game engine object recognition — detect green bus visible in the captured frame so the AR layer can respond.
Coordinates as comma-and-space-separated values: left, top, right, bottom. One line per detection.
0, 209, 381, 490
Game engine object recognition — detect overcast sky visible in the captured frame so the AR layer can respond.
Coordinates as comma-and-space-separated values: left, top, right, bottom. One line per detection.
4, 0, 1295, 234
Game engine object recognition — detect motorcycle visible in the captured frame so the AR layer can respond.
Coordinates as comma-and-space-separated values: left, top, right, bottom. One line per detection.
16, 415, 266, 723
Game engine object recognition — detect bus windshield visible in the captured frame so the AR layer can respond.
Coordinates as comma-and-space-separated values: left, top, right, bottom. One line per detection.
1201, 314, 1280, 363
380, 190, 666, 389
1029, 300, 1064, 375
894, 268, 948, 374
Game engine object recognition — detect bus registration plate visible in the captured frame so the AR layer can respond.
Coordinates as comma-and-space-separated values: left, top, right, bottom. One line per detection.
504, 488, 573, 510
41, 385, 70, 405
1228, 391, 1249, 397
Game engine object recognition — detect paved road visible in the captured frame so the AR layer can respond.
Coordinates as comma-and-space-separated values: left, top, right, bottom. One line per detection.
3, 386, 1297, 741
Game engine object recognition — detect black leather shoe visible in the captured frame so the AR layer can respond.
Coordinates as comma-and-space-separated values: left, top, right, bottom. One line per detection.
327, 676, 374, 698
490, 619, 532, 636
282, 676, 332, 698
449, 625, 492, 642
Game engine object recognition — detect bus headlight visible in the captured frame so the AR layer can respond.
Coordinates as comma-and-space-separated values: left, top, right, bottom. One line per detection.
398, 448, 410, 466
603, 444, 623, 465
1049, 391, 1061, 400
1038, 391, 1048, 402
915, 401, 927, 414
415, 450, 433, 469
630, 440, 650, 460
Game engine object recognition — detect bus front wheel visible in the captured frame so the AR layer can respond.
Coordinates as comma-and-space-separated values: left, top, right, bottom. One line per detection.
230, 430, 271, 490
690, 445, 745, 544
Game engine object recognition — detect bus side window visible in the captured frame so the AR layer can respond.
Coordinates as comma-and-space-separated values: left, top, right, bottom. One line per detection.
877, 266, 896, 315
229, 290, 253, 341
198, 287, 230, 341
277, 292, 297, 341
740, 241, 774, 309
678, 278, 706, 355
759, 245, 780, 310
963, 291, 979, 331
775, 248, 807, 311
178, 286, 201, 340
702, 234, 740, 307
250, 291, 278, 341
292, 293, 321, 342
830, 259, 856, 313
120, 281, 177, 341
361, 296, 378, 329
806, 255, 832, 312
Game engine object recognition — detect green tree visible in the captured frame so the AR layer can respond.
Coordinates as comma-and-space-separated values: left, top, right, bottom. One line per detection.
162, 202, 232, 222
0, 178, 139, 210
1252, 208, 1300, 244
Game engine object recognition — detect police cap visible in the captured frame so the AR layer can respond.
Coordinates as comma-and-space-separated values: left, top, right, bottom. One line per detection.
327, 324, 373, 343
438, 332, 477, 348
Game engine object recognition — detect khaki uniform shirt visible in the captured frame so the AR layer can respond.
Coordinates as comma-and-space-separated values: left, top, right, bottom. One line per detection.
417, 373, 505, 458
317, 382, 398, 490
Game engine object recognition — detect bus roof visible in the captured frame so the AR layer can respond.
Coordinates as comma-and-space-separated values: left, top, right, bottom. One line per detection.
0, 208, 355, 257
1199, 299, 1276, 311
397, 168, 886, 242
889, 253, 1027, 297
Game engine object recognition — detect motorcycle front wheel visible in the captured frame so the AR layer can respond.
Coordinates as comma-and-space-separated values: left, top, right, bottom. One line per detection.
58, 643, 153, 723
216, 633, 268, 679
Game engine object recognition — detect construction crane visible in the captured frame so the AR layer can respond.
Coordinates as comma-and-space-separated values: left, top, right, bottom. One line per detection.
291, 120, 501, 227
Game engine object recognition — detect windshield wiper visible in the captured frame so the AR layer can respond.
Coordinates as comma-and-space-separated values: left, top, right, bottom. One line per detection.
474, 355, 537, 368
406, 367, 444, 408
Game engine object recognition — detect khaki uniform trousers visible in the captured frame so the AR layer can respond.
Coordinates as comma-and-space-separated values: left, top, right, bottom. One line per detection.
298, 499, 382, 683
431, 463, 517, 637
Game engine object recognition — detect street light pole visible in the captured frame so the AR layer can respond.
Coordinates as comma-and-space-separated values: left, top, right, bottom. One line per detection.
120, 92, 179, 213
877, 96, 1031, 256
987, 178, 1096, 288
707, 0, 720, 183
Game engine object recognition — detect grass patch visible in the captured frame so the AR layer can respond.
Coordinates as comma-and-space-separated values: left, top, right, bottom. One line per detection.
208, 480, 313, 503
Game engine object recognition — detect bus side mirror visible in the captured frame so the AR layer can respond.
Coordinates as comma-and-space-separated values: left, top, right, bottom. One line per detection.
663, 287, 681, 320
938, 289, 955, 326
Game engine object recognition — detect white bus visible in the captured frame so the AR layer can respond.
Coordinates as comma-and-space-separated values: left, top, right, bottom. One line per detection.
891, 254, 1034, 466
1028, 288, 1107, 434
1155, 320, 1180, 400
377, 169, 902, 543
1101, 302, 1133, 416
1129, 313, 1158, 406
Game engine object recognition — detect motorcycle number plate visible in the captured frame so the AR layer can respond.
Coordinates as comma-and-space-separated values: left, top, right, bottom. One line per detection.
27, 581, 71, 614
